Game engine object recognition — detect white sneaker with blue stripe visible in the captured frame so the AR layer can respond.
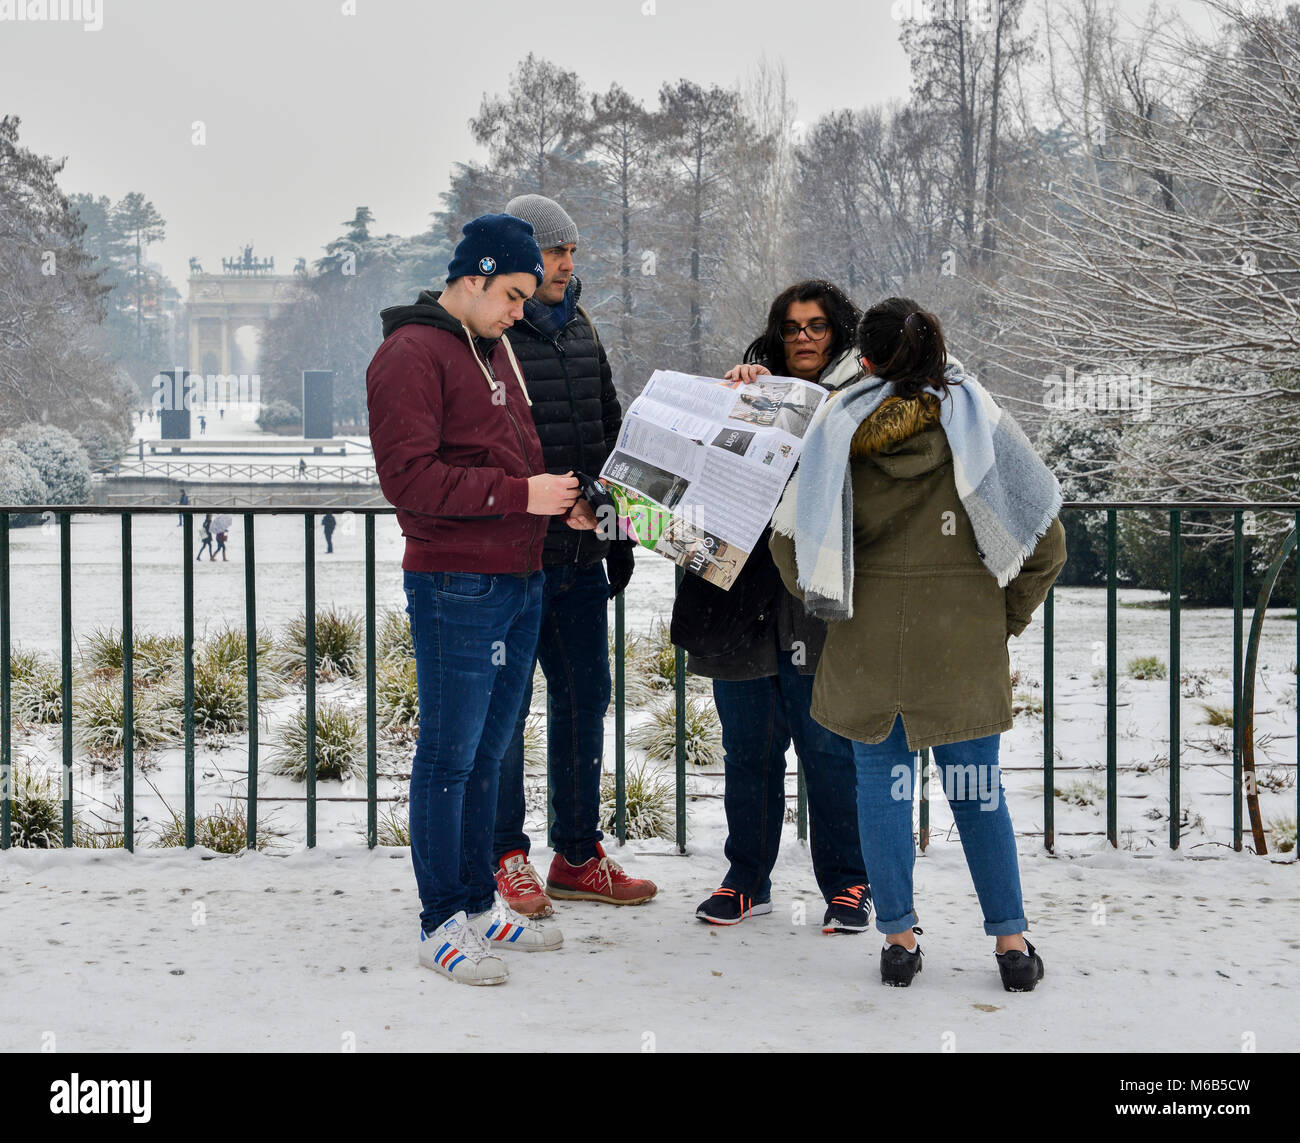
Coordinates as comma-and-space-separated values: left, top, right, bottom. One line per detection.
419, 910, 509, 986
469, 893, 564, 952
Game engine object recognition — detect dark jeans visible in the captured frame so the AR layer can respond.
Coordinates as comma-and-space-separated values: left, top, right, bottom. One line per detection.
403, 568, 543, 933
711, 650, 867, 904
494, 562, 611, 866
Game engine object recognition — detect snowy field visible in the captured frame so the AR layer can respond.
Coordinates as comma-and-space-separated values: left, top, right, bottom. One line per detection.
1, 504, 1297, 1051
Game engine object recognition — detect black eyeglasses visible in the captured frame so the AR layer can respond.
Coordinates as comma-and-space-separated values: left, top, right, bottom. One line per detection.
779, 320, 832, 342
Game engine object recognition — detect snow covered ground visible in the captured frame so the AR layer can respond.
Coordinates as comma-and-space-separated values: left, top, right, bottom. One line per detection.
1, 505, 1297, 1051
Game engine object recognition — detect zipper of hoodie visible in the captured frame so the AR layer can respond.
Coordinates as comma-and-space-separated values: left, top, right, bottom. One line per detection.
493, 345, 543, 572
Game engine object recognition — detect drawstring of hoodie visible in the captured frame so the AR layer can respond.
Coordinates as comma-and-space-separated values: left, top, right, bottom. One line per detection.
459, 324, 533, 407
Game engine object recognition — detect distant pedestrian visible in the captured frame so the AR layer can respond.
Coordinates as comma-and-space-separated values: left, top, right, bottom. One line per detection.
219, 407, 225, 420
322, 513, 336, 553
197, 513, 215, 561
212, 513, 232, 562
177, 486, 189, 527
298, 458, 307, 479
199, 415, 207, 435
137, 410, 144, 424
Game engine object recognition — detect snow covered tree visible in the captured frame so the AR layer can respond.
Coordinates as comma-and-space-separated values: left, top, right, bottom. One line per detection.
4, 424, 93, 504
0, 441, 51, 524
1036, 410, 1119, 585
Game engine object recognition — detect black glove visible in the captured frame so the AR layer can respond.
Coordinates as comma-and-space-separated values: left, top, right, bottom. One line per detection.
606, 540, 636, 599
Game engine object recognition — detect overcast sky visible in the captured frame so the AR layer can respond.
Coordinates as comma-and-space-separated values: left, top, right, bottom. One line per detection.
1, 0, 1220, 292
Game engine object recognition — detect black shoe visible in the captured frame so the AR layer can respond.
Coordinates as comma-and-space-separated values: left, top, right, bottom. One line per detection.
996, 938, 1045, 992
695, 887, 772, 926
822, 884, 872, 934
880, 927, 924, 987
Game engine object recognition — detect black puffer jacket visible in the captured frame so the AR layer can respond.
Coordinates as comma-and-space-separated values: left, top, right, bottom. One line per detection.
509, 277, 623, 566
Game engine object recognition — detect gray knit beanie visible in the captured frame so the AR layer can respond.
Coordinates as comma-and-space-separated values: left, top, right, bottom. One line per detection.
505, 194, 578, 250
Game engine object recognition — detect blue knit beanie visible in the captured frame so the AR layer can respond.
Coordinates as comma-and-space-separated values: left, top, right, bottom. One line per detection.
446, 213, 545, 285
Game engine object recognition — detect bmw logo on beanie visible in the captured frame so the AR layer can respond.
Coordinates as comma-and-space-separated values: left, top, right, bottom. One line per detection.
447, 213, 545, 285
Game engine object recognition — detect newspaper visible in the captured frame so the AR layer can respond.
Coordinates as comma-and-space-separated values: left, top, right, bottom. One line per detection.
599, 369, 828, 590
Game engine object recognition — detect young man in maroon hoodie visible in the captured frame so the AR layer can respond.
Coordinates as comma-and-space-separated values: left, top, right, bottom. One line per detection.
366, 214, 596, 986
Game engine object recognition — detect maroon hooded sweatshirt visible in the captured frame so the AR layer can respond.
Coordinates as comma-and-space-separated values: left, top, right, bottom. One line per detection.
366, 290, 546, 573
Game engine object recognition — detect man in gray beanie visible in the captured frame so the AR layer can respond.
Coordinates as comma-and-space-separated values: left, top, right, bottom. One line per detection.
491, 193, 655, 917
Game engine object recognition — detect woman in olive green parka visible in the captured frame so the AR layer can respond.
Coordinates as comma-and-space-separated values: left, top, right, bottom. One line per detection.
770, 297, 1066, 994
769, 389, 1066, 751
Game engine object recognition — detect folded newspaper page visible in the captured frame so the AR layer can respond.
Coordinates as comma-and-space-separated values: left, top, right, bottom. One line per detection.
598, 369, 829, 590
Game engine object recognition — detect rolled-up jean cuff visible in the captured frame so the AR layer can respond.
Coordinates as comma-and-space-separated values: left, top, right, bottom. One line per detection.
875, 909, 918, 936
984, 916, 1029, 936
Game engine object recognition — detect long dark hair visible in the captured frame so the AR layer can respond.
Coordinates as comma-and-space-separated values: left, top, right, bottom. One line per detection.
742, 279, 862, 371
857, 296, 954, 400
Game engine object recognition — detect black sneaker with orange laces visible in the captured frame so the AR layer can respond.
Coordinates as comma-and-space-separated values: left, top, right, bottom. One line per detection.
822, 883, 873, 934
694, 886, 773, 925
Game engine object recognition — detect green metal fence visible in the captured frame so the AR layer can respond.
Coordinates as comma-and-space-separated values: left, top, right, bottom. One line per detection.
0, 502, 1296, 856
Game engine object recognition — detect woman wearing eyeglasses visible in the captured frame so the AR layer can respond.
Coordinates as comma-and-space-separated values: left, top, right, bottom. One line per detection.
672, 279, 872, 932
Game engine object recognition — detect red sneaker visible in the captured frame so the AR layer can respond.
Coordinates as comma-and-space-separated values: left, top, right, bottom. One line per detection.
494, 850, 554, 918
545, 842, 658, 906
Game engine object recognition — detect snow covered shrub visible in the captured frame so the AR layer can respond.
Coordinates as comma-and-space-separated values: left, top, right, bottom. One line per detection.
4, 423, 92, 505
8, 645, 46, 683
74, 423, 129, 471
1267, 816, 1296, 854
73, 676, 183, 755
376, 656, 419, 734
271, 607, 364, 682
1055, 780, 1103, 807
599, 759, 675, 842
78, 625, 129, 676
153, 801, 274, 853
375, 801, 410, 847
133, 631, 184, 685
187, 657, 248, 734
256, 400, 301, 430
628, 619, 707, 704
13, 658, 62, 723
7, 764, 62, 847
1012, 690, 1043, 716
375, 606, 413, 662
0, 441, 50, 524
628, 696, 722, 767
1200, 703, 1233, 727
267, 700, 364, 781
1127, 655, 1167, 680
198, 623, 287, 700
523, 712, 545, 767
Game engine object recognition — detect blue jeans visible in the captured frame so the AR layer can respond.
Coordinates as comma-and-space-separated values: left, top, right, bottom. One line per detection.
711, 650, 867, 903
851, 715, 1028, 937
403, 569, 544, 933
494, 562, 611, 866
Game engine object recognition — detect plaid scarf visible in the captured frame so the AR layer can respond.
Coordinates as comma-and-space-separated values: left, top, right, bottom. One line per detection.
771, 363, 1062, 621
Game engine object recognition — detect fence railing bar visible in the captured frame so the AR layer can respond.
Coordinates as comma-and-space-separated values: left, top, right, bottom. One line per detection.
1169, 510, 1181, 850
304, 513, 316, 849
244, 513, 259, 850
1, 515, 10, 850
1233, 511, 1244, 851
1106, 508, 1117, 847
365, 514, 377, 851
182, 513, 195, 848
60, 512, 73, 847
122, 513, 134, 853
